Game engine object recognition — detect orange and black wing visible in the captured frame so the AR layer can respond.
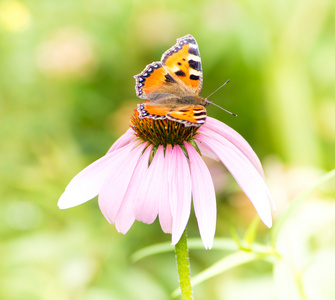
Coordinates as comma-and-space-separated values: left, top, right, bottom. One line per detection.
134, 62, 181, 101
134, 35, 203, 101
138, 103, 206, 127
161, 34, 203, 95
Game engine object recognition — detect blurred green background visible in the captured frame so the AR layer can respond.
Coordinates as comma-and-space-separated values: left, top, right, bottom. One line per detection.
1, 0, 335, 299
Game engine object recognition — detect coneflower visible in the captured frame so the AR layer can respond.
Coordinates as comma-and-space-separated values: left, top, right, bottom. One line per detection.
58, 111, 272, 249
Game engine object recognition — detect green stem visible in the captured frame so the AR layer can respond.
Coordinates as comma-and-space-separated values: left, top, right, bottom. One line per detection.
175, 229, 193, 300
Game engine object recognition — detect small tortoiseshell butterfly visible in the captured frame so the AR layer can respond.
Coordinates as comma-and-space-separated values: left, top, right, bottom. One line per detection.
134, 34, 211, 127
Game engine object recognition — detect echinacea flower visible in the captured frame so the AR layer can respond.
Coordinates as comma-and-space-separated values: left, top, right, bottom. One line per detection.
59, 113, 273, 249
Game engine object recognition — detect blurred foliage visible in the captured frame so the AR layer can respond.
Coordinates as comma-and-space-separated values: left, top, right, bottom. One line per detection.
1, 0, 335, 299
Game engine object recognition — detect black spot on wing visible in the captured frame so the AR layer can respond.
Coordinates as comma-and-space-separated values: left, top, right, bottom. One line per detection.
188, 60, 201, 71
175, 70, 186, 77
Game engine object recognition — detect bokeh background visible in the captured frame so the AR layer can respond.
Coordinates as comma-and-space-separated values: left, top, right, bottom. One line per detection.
1, 0, 335, 299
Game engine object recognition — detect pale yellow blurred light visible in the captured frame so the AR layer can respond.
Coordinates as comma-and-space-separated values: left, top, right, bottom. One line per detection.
0, 0, 31, 32
203, 0, 242, 33
36, 28, 96, 78
134, 10, 179, 45
60, 257, 98, 289
274, 200, 335, 299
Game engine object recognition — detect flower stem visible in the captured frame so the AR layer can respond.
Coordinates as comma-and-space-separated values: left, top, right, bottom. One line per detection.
175, 229, 193, 300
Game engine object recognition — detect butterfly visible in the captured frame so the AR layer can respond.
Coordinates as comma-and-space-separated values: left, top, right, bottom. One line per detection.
134, 34, 210, 127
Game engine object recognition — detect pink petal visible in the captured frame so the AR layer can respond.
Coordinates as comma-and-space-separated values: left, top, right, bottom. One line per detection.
166, 145, 192, 245
197, 133, 272, 228
98, 142, 147, 224
107, 128, 136, 153
115, 145, 153, 234
157, 146, 173, 234
201, 117, 264, 177
184, 142, 216, 249
134, 146, 165, 224
58, 142, 136, 209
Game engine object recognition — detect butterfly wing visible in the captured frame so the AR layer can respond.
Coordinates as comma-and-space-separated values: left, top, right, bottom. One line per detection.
161, 34, 203, 95
134, 35, 206, 127
134, 35, 203, 101
137, 102, 170, 120
167, 105, 206, 127
138, 103, 206, 127
134, 62, 182, 100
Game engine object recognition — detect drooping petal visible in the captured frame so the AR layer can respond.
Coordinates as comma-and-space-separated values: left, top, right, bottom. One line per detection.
134, 145, 165, 224
201, 117, 264, 177
166, 145, 192, 245
107, 128, 136, 153
184, 142, 216, 249
114, 145, 153, 234
197, 133, 272, 228
98, 142, 147, 224
58, 142, 136, 209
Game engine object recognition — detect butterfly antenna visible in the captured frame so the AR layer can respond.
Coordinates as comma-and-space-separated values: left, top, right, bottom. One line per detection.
207, 101, 237, 116
206, 79, 230, 99
205, 79, 237, 117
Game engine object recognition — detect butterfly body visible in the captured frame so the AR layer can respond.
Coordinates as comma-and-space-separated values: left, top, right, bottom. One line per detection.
134, 34, 209, 127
